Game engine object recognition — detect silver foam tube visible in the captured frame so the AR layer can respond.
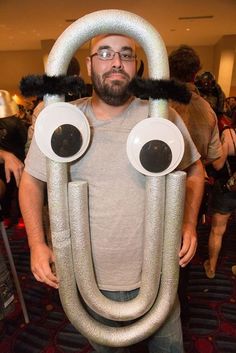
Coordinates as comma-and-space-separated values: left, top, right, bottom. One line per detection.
44, 9, 169, 117
47, 162, 186, 346
45, 9, 186, 347
68, 177, 165, 321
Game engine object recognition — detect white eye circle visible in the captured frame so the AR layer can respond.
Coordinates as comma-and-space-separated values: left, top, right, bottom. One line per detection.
126, 118, 184, 176
35, 102, 90, 162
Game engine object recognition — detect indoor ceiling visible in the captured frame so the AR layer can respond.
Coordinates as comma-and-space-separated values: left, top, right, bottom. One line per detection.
0, 0, 236, 51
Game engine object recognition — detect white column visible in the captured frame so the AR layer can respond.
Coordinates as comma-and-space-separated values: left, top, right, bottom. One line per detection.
218, 49, 235, 97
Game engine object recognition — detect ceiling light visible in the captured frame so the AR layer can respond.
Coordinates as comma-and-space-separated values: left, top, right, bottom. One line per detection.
178, 15, 214, 20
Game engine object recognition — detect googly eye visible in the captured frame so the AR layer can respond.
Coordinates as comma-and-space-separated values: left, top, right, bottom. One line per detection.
35, 102, 90, 162
126, 118, 184, 176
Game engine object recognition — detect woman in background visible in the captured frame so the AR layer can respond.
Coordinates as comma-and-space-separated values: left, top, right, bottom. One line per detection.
204, 114, 236, 278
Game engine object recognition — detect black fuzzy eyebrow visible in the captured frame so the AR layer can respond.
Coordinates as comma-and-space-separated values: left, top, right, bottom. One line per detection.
19, 73, 191, 105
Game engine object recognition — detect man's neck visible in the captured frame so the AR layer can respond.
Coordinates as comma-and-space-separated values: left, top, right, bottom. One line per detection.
91, 94, 133, 120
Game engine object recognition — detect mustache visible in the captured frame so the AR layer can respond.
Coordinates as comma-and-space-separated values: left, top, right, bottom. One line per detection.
103, 68, 130, 80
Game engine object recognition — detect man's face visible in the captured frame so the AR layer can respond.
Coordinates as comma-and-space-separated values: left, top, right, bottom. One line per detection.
86, 34, 137, 106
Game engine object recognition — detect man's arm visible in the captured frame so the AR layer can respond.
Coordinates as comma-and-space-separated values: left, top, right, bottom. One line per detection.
0, 150, 24, 186
179, 159, 205, 267
19, 171, 59, 288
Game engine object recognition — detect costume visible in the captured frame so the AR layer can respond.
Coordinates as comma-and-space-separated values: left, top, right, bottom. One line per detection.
195, 72, 225, 116
25, 97, 199, 290
88, 290, 182, 353
25, 96, 200, 352
195, 72, 230, 134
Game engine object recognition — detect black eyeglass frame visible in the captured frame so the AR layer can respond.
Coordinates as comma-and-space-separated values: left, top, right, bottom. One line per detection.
90, 48, 137, 62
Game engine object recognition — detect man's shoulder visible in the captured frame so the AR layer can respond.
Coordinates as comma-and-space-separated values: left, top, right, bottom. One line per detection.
190, 92, 217, 121
191, 91, 214, 110
132, 98, 181, 120
71, 96, 90, 109
131, 97, 149, 109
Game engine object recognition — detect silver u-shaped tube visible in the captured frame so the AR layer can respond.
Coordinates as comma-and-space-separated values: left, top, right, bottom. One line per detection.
44, 9, 169, 117
44, 9, 186, 347
68, 177, 165, 321
47, 162, 186, 346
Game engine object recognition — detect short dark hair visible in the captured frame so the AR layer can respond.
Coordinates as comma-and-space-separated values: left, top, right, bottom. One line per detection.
67, 57, 80, 76
168, 45, 201, 82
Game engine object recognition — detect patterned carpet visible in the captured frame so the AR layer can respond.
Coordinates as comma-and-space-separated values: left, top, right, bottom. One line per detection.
183, 218, 236, 353
1, 218, 236, 353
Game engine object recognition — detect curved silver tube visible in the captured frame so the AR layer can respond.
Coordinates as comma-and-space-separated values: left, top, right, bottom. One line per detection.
48, 163, 186, 346
44, 9, 186, 347
68, 177, 165, 321
45, 9, 169, 117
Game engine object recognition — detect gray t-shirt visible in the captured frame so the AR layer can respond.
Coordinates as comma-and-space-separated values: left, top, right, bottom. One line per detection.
25, 97, 200, 291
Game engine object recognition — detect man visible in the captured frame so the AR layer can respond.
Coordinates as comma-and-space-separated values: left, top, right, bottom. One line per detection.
169, 45, 222, 226
168, 46, 222, 166
168, 45, 222, 324
19, 34, 204, 353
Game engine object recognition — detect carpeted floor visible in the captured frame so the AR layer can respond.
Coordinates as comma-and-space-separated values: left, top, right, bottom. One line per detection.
182, 217, 236, 353
0, 217, 236, 353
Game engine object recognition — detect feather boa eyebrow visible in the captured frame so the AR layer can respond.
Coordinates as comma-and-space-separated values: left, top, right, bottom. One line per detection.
20, 74, 191, 104
19, 74, 87, 98
128, 76, 191, 104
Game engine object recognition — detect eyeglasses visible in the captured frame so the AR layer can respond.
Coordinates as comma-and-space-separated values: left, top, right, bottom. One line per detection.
90, 48, 137, 62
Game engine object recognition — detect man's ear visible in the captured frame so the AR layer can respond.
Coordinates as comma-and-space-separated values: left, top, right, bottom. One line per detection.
86, 56, 92, 77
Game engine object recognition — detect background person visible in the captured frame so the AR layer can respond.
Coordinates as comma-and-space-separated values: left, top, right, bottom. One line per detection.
195, 71, 230, 133
168, 45, 222, 323
0, 90, 27, 226
168, 46, 222, 167
204, 115, 236, 279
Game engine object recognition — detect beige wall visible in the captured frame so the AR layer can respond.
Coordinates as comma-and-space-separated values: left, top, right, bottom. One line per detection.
167, 45, 215, 74
213, 35, 236, 96
229, 53, 236, 96
0, 50, 44, 95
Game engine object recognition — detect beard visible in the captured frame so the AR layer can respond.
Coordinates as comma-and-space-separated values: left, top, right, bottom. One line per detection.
91, 67, 132, 106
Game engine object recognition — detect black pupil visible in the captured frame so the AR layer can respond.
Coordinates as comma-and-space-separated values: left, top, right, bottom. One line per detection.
140, 140, 172, 173
51, 124, 82, 157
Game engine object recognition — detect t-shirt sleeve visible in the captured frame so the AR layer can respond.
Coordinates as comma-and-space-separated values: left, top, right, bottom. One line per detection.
168, 107, 201, 171
24, 134, 47, 182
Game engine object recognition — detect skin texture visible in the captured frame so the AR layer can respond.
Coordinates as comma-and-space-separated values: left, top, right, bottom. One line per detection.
19, 34, 204, 288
